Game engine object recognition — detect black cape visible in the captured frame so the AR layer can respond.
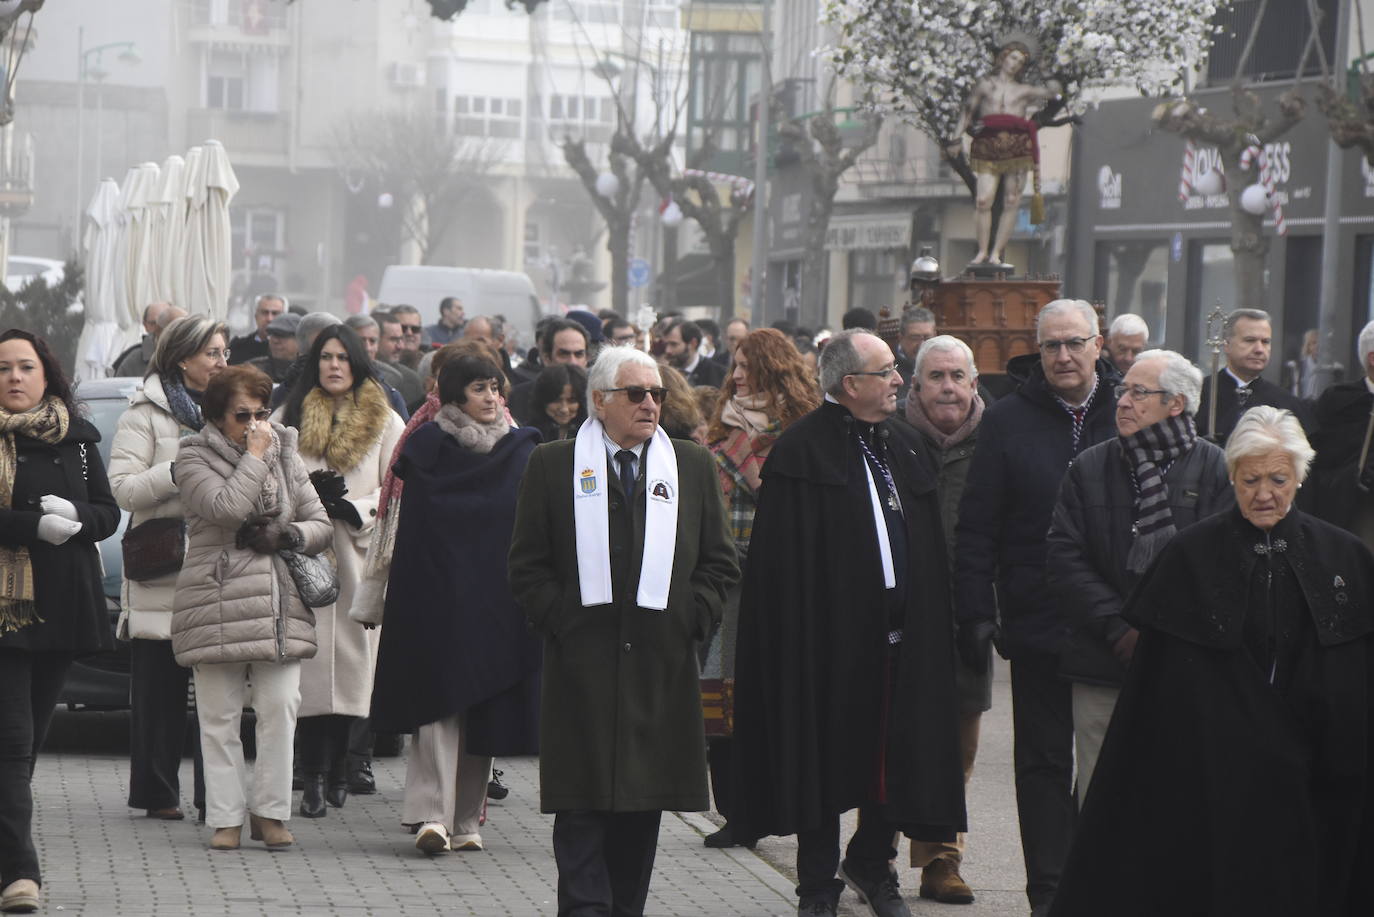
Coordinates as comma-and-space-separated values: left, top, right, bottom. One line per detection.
1198, 371, 1310, 441
1303, 380, 1374, 534
731, 401, 966, 841
1050, 508, 1374, 917
370, 422, 543, 756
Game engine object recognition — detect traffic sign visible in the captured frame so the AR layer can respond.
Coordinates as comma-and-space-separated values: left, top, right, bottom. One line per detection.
628, 258, 651, 288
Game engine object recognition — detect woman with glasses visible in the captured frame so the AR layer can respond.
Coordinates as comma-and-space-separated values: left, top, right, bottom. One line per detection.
362, 355, 541, 854
276, 326, 405, 818
109, 316, 228, 825
172, 365, 332, 851
699, 328, 819, 849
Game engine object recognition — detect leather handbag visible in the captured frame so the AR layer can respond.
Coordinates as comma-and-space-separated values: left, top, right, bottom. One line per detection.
121, 517, 187, 581
278, 549, 339, 608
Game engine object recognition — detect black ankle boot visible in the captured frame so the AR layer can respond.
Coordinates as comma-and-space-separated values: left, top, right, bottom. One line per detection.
326, 757, 348, 808
300, 774, 327, 818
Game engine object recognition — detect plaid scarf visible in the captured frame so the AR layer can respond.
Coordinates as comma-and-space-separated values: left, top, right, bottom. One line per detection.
0, 396, 70, 634
1120, 412, 1196, 574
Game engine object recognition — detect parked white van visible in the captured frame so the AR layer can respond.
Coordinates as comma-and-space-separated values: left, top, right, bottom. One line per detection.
376, 266, 546, 349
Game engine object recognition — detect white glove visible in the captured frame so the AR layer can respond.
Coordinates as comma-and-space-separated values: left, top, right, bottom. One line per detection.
37, 514, 82, 545
40, 494, 79, 522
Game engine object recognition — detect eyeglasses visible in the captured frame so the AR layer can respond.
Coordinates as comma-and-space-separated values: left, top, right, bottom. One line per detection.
400, 324, 422, 335
203, 349, 230, 362
1114, 384, 1169, 402
604, 386, 668, 404
233, 409, 272, 423
1039, 337, 1090, 355
846, 364, 898, 379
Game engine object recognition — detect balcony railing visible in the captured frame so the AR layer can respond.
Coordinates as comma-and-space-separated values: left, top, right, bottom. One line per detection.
187, 0, 288, 30
187, 108, 289, 157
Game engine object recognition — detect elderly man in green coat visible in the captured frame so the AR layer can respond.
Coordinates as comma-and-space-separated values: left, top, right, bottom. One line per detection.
508, 345, 739, 917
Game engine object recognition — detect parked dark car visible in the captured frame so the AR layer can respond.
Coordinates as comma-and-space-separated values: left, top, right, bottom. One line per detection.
58, 376, 139, 709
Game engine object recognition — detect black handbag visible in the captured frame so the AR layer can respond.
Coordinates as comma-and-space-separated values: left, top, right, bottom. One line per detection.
121, 517, 187, 581
278, 549, 339, 608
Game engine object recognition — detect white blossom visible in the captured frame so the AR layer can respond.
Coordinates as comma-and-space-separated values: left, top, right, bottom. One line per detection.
821, 0, 1226, 142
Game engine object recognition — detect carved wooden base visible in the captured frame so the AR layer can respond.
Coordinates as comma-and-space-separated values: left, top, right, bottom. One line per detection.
923, 277, 1063, 376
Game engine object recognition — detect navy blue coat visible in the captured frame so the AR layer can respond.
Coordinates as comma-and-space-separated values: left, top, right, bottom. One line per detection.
953, 356, 1121, 658
370, 422, 542, 757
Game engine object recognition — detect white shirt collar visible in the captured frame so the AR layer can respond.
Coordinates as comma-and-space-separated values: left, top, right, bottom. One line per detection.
602, 431, 646, 461
682, 352, 700, 374
1224, 366, 1254, 389
1365, 377, 1374, 396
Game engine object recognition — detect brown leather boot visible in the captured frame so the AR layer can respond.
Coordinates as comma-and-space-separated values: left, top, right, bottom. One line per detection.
919, 857, 974, 904
249, 814, 294, 848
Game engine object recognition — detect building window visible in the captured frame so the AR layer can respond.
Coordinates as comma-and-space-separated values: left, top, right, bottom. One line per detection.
452, 95, 523, 138
231, 207, 286, 274
1185, 240, 1235, 366
688, 32, 762, 173
1093, 240, 1169, 346
848, 249, 902, 315
204, 50, 278, 112
550, 0, 621, 25
548, 93, 614, 142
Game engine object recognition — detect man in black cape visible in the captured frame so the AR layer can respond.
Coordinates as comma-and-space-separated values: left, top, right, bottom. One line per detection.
1304, 320, 1374, 544
731, 329, 965, 917
1197, 307, 1309, 441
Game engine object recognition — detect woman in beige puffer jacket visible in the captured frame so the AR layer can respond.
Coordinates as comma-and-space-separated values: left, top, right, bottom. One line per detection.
108, 315, 227, 823
171, 365, 331, 852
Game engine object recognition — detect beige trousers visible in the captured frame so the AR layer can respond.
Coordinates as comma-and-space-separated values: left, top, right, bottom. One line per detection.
1071, 681, 1121, 807
402, 712, 492, 836
193, 659, 301, 829
908, 711, 983, 867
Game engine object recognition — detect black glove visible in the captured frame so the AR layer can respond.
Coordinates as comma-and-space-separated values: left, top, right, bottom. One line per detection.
237, 511, 290, 555
309, 469, 348, 502
956, 619, 998, 674
321, 496, 363, 529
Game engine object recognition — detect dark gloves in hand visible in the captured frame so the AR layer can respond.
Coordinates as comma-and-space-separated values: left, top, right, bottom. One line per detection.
322, 497, 363, 529
236, 510, 291, 555
956, 619, 999, 674
309, 469, 348, 502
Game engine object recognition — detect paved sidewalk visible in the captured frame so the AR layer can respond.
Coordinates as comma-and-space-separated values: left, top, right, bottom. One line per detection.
33, 658, 1026, 916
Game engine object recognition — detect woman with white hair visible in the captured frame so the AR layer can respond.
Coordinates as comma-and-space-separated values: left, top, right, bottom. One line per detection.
1048, 405, 1374, 916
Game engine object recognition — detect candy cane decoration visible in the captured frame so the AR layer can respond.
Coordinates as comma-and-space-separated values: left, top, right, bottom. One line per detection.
1179, 139, 1195, 202
1240, 144, 1287, 236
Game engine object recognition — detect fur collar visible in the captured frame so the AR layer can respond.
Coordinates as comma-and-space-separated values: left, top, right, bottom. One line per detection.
298, 379, 392, 475
435, 403, 510, 454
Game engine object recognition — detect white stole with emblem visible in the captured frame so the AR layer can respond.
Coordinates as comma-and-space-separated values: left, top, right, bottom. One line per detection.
572, 416, 680, 610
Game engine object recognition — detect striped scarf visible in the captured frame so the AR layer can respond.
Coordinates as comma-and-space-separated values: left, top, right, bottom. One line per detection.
0, 397, 70, 634
1120, 412, 1196, 574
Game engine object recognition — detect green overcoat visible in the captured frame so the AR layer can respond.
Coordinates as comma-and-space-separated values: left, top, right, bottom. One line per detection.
508, 435, 739, 813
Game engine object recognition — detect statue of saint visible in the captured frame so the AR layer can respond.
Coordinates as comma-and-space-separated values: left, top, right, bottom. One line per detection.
947, 37, 1059, 268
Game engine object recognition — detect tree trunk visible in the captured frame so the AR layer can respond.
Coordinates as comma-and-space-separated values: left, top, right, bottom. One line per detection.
799, 193, 834, 325
607, 214, 630, 315
1223, 148, 1270, 309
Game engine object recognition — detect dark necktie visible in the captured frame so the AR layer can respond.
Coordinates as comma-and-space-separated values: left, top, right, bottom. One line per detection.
615, 449, 636, 500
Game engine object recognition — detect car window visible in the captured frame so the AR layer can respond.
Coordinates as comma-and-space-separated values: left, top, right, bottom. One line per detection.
83, 397, 131, 466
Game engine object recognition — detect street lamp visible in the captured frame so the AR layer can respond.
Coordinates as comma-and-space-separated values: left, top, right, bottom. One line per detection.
73, 27, 140, 237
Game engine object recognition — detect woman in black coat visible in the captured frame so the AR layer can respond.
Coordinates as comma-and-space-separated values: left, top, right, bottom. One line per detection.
366, 354, 541, 856
0, 330, 120, 914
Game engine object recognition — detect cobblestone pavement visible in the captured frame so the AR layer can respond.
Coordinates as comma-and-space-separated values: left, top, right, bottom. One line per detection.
32, 659, 1026, 916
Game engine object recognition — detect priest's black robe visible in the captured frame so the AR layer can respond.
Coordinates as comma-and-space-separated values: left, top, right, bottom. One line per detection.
1049, 507, 1374, 917
730, 400, 966, 842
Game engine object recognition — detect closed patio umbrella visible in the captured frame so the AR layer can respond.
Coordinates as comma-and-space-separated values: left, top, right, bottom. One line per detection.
182, 140, 239, 319
149, 154, 185, 304
74, 178, 123, 381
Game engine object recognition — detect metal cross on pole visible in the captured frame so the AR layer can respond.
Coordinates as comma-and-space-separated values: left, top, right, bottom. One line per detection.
1204, 301, 1227, 440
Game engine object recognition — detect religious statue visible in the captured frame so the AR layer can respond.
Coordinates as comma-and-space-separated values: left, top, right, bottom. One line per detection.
947, 34, 1060, 269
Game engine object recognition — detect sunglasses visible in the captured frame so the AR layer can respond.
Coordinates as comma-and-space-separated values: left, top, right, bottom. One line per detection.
233, 409, 273, 423
604, 386, 668, 404
401, 325, 422, 334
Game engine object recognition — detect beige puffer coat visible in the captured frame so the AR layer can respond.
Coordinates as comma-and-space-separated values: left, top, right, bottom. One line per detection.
108, 373, 192, 641
171, 421, 332, 666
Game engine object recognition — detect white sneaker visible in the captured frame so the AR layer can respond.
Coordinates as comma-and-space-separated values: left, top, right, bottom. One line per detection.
450, 832, 483, 851
415, 822, 450, 854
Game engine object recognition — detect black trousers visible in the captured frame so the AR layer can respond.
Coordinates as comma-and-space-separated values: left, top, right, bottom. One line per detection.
297, 714, 354, 780
552, 810, 662, 917
795, 804, 899, 901
127, 638, 204, 813
346, 715, 373, 768
0, 650, 71, 888
1009, 651, 1075, 909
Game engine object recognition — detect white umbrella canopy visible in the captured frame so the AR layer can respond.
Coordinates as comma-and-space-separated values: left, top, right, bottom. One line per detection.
182, 140, 239, 320
125, 161, 161, 323
175, 146, 203, 310
74, 178, 123, 381
110, 165, 141, 339
149, 154, 185, 304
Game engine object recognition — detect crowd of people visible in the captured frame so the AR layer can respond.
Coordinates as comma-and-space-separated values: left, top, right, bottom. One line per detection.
0, 292, 1371, 917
